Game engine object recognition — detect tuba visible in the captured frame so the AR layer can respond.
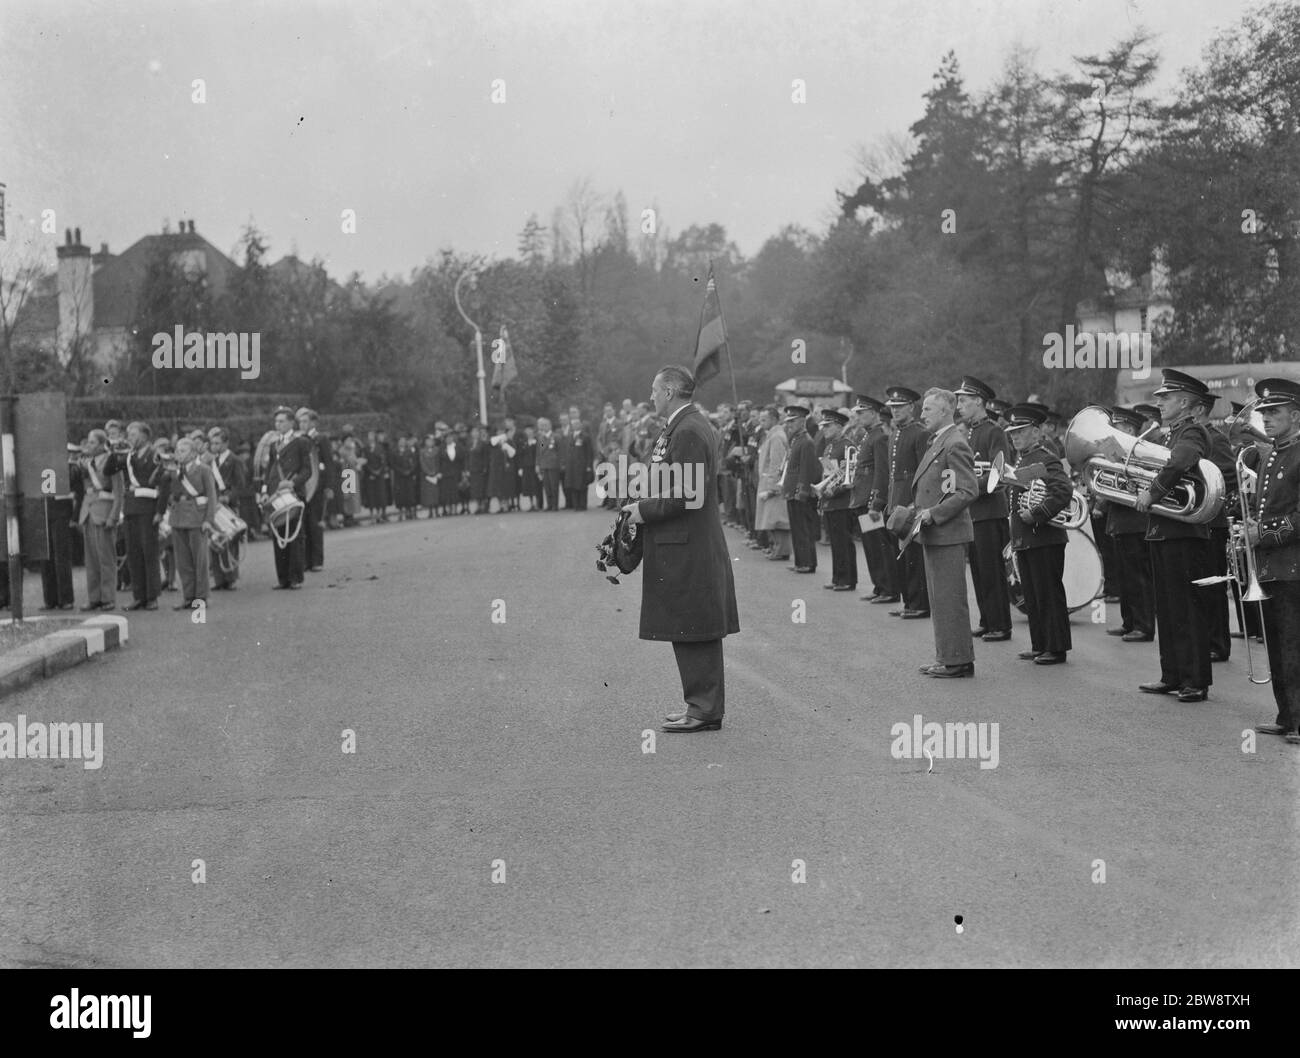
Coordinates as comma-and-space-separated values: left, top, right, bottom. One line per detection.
1064, 406, 1224, 524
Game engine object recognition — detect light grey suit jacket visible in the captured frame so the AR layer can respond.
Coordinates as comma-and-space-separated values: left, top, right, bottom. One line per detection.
911, 424, 977, 546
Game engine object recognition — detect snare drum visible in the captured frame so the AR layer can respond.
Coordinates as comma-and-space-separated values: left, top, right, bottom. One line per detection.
262, 488, 305, 546
211, 503, 248, 540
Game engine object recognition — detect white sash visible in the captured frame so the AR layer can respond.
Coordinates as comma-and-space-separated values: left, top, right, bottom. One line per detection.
180, 468, 209, 506
211, 454, 227, 493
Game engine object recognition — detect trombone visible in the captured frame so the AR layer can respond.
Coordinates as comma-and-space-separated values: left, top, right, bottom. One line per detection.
1192, 448, 1271, 684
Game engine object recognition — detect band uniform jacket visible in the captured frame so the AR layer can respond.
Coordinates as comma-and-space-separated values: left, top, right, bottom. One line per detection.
780, 428, 820, 501
113, 447, 169, 518
304, 429, 334, 496
1144, 416, 1213, 543
849, 424, 882, 510
819, 435, 854, 512
79, 453, 124, 527
207, 449, 247, 506
1009, 444, 1071, 551
966, 417, 1009, 521
887, 420, 930, 513
167, 460, 219, 529
266, 432, 314, 500
634, 405, 740, 642
1244, 435, 1300, 581
868, 428, 892, 513
754, 426, 789, 532
911, 425, 976, 546
1203, 423, 1236, 531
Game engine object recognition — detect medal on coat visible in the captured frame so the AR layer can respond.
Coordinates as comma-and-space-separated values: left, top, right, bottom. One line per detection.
651, 433, 668, 463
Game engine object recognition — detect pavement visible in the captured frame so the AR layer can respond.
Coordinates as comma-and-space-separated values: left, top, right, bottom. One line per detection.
0, 505, 1296, 967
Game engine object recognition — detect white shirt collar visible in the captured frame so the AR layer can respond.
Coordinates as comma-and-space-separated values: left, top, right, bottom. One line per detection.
666, 404, 692, 429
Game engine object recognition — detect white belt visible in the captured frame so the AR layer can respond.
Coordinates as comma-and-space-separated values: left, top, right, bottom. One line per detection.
132, 487, 158, 499
196, 497, 208, 506
98, 490, 115, 500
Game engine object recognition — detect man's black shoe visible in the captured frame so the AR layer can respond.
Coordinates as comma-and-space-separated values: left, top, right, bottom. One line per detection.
871, 594, 900, 604
981, 630, 1011, 642
900, 610, 930, 619
1176, 687, 1208, 702
1034, 652, 1067, 665
1122, 631, 1153, 642
925, 663, 974, 678
1139, 681, 1178, 694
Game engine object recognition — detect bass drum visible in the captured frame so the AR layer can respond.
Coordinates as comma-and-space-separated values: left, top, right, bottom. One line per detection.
1007, 528, 1105, 614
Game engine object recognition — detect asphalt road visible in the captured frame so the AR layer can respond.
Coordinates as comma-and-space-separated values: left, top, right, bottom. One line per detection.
1, 504, 1296, 967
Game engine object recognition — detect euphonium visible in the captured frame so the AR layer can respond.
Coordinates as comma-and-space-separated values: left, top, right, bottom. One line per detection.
1064, 406, 1224, 524
1016, 478, 1089, 530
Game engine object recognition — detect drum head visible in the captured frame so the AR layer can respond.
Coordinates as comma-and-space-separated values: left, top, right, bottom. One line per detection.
1063, 529, 1104, 612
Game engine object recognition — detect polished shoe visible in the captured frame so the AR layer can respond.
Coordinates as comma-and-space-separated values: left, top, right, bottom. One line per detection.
1034, 651, 1067, 665
981, 630, 1011, 642
767, 554, 788, 561
1139, 681, 1178, 694
971, 627, 988, 638
1106, 628, 1129, 637
1254, 722, 1286, 735
870, 594, 900, 604
925, 663, 974, 678
832, 584, 855, 592
790, 566, 814, 573
126, 601, 147, 611
662, 716, 722, 732
1286, 732, 1300, 745
1018, 650, 1041, 660
1209, 651, 1228, 662
900, 610, 930, 619
888, 609, 905, 617
860, 593, 879, 601
823, 582, 838, 589
1176, 687, 1208, 702
664, 710, 687, 722
79, 603, 102, 612
1122, 631, 1153, 642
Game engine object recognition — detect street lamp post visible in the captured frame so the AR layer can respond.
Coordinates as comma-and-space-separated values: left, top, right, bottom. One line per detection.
453, 269, 488, 427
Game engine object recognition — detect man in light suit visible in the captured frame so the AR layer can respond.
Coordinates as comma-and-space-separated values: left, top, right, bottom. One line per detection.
624, 365, 740, 733
911, 387, 978, 677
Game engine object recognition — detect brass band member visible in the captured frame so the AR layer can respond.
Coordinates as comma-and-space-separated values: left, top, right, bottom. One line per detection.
206, 426, 246, 590
817, 409, 857, 591
1136, 369, 1215, 702
914, 388, 978, 677
954, 375, 1011, 641
1102, 408, 1155, 642
77, 429, 123, 612
166, 436, 219, 611
1243, 378, 1300, 745
1192, 394, 1237, 662
779, 405, 821, 574
1004, 404, 1072, 664
848, 395, 896, 603
883, 386, 930, 619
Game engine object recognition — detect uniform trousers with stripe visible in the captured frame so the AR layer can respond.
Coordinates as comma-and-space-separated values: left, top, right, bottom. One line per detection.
824, 507, 857, 586
1151, 538, 1211, 690
1260, 580, 1300, 731
922, 542, 974, 666
859, 520, 896, 597
967, 518, 1010, 632
787, 497, 819, 569
672, 639, 725, 722
1016, 545, 1071, 654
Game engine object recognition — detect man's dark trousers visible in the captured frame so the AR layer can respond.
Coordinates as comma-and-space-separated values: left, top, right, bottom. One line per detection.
273, 533, 306, 587
673, 639, 724, 722
125, 513, 160, 604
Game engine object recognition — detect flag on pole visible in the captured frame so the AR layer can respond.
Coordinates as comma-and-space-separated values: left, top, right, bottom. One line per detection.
692, 267, 728, 384
490, 324, 518, 392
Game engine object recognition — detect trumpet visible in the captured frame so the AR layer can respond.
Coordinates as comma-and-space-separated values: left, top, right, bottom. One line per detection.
973, 459, 1002, 494
1064, 406, 1224, 524
1192, 449, 1271, 683
812, 457, 845, 498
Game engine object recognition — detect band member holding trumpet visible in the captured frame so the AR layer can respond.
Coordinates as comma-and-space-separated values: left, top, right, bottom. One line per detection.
1242, 378, 1300, 745
884, 386, 930, 619
954, 376, 1011, 641
265, 405, 314, 590
816, 409, 858, 592
1136, 369, 1215, 702
166, 436, 219, 611
1004, 404, 1072, 664
780, 405, 821, 573
913, 388, 978, 677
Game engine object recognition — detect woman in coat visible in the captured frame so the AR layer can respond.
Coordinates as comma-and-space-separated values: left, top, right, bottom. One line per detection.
419, 435, 440, 517
754, 406, 791, 559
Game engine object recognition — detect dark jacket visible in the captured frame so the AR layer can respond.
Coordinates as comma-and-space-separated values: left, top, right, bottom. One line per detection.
1009, 443, 1071, 551
887, 420, 930, 512
780, 428, 820, 501
113, 446, 169, 518
1245, 436, 1300, 582
266, 434, 314, 499
634, 405, 740, 642
1144, 417, 1213, 542
965, 416, 1009, 522
818, 434, 854, 511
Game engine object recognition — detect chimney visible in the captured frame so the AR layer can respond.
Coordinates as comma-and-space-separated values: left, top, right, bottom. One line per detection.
93, 242, 112, 268
56, 226, 93, 368
189, 219, 196, 234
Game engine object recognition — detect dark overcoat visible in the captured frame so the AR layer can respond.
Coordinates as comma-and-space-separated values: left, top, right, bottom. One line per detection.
635, 405, 740, 642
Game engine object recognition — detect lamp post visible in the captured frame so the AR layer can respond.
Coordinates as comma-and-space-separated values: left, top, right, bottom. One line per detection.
454, 269, 488, 427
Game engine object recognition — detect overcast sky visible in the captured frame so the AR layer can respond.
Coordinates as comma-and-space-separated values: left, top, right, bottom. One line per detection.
1, 0, 1263, 280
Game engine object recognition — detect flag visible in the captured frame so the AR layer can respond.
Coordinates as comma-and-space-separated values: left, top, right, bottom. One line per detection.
0, 183, 6, 240
490, 324, 518, 392
692, 268, 728, 384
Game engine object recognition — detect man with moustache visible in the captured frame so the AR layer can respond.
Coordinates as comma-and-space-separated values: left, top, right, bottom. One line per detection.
883, 386, 930, 619
912, 388, 979, 677
954, 376, 1011, 641
623, 365, 739, 733
779, 405, 821, 574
